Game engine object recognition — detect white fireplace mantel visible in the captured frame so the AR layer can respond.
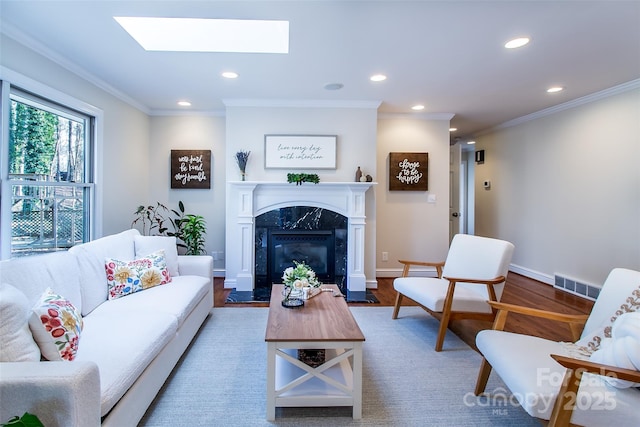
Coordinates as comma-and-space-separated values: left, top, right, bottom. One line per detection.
224, 181, 375, 292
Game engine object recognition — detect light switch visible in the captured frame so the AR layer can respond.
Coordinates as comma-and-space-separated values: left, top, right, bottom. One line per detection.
427, 194, 437, 203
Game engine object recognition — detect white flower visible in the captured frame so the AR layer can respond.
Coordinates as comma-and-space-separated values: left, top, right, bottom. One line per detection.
282, 261, 321, 289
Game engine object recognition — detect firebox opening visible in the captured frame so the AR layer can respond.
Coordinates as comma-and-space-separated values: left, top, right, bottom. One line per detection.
269, 230, 335, 286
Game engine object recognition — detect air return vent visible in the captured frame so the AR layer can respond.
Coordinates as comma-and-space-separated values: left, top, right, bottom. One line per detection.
554, 274, 600, 301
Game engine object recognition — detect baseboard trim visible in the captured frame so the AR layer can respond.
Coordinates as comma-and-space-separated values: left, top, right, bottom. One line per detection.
375, 267, 439, 278
509, 264, 554, 285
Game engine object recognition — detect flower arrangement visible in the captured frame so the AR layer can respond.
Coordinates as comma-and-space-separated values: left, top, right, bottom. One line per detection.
282, 260, 321, 300
235, 150, 250, 180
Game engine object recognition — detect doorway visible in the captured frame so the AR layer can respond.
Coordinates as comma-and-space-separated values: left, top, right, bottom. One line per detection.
449, 142, 475, 242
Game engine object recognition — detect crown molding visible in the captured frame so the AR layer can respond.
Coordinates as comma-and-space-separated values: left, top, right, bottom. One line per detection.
377, 112, 455, 121
148, 109, 226, 117
222, 99, 381, 109
1, 21, 150, 115
480, 79, 640, 135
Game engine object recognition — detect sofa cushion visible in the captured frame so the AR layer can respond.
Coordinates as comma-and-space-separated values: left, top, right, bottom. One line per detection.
105, 250, 171, 300
69, 229, 140, 315
28, 288, 83, 361
0, 283, 41, 362
98, 275, 209, 328
75, 307, 178, 416
134, 235, 180, 277
0, 251, 82, 313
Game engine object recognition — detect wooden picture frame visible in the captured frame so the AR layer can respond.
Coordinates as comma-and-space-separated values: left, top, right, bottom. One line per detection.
264, 134, 337, 169
389, 152, 428, 191
170, 149, 211, 189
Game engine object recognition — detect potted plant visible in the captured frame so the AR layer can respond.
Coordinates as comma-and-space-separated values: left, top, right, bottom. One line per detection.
132, 201, 207, 255
176, 214, 207, 255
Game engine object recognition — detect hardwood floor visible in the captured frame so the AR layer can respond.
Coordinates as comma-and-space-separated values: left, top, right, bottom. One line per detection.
214, 272, 594, 351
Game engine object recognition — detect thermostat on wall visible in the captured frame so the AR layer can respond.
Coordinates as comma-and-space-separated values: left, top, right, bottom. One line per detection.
483, 180, 491, 189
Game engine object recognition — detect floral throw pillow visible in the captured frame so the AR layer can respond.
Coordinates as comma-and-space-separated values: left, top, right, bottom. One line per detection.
28, 288, 83, 361
105, 250, 171, 300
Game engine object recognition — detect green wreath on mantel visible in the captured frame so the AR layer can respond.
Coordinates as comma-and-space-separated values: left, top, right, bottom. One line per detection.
287, 173, 320, 185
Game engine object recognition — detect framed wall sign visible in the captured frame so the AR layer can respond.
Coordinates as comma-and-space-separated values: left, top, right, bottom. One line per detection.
171, 149, 211, 189
264, 134, 337, 169
389, 152, 428, 191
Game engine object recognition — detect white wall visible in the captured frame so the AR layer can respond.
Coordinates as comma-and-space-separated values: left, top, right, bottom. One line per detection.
148, 115, 226, 271
224, 104, 379, 286
376, 116, 452, 276
475, 87, 640, 286
0, 34, 150, 237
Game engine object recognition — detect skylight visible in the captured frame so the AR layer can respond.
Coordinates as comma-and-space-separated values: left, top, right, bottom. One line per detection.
114, 17, 289, 53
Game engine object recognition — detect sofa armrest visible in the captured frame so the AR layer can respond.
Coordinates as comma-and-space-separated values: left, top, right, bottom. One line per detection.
177, 255, 213, 279
0, 361, 101, 427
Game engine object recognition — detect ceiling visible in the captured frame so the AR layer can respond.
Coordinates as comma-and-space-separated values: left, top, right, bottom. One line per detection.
1, 1, 639, 141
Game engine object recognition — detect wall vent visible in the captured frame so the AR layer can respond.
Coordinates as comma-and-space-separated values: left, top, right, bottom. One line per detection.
554, 274, 600, 301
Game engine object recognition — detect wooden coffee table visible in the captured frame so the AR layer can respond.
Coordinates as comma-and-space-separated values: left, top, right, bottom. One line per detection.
265, 284, 365, 420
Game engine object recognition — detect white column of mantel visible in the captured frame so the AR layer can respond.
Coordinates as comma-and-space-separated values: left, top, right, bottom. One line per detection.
230, 183, 257, 292
347, 186, 368, 292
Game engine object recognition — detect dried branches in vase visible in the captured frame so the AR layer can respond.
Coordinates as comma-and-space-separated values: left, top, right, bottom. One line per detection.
235, 150, 250, 181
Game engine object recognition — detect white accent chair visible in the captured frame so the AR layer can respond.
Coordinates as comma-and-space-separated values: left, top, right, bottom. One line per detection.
474, 268, 640, 426
392, 234, 515, 351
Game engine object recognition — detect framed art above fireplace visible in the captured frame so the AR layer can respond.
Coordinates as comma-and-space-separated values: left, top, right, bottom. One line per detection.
264, 134, 337, 169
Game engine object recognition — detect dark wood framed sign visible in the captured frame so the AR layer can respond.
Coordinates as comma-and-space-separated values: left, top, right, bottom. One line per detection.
171, 150, 211, 189
389, 152, 428, 191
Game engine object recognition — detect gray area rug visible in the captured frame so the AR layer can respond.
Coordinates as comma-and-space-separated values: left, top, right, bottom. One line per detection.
139, 306, 539, 426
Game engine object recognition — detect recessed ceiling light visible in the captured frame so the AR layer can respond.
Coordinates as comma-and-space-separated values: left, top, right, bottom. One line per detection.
324, 83, 344, 91
449, 127, 457, 132
411, 105, 425, 111
547, 86, 564, 93
177, 101, 191, 107
114, 17, 289, 53
370, 74, 387, 82
504, 37, 530, 49
467, 140, 476, 145
222, 71, 238, 79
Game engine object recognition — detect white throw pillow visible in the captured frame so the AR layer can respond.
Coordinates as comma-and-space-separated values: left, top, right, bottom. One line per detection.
590, 312, 640, 388
134, 235, 180, 277
0, 283, 41, 362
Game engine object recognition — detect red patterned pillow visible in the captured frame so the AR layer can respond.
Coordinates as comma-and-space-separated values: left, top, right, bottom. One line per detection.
29, 288, 83, 361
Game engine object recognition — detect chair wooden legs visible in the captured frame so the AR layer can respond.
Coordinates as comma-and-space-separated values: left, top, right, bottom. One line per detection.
434, 281, 457, 352
474, 358, 492, 395
548, 366, 582, 427
392, 292, 403, 319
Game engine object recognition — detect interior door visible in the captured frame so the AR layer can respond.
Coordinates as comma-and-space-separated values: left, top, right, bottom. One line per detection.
449, 142, 462, 242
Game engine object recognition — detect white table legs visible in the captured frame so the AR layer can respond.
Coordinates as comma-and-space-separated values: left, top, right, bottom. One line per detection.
266, 341, 363, 420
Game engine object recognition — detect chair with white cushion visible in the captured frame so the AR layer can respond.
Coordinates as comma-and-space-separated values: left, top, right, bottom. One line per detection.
474, 267, 640, 426
392, 233, 515, 351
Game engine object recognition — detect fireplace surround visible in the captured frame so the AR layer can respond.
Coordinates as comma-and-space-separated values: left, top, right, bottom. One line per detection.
225, 181, 375, 298
256, 208, 345, 293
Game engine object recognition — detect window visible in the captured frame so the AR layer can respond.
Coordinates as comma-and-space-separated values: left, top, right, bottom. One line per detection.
1, 83, 96, 257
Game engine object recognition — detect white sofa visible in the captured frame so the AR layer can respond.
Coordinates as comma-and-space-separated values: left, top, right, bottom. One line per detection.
0, 229, 214, 427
